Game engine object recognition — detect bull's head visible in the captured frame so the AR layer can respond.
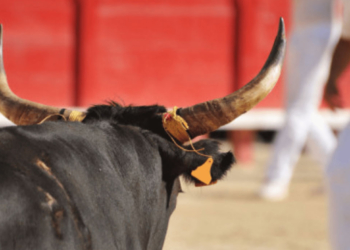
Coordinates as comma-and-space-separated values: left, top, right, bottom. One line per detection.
0, 18, 286, 143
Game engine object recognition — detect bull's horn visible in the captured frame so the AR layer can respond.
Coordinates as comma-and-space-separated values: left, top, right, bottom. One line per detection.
178, 17, 286, 139
0, 24, 85, 125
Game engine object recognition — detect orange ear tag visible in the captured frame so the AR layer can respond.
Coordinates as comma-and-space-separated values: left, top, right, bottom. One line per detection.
191, 157, 213, 185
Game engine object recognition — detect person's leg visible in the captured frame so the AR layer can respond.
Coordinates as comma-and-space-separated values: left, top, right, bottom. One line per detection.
260, 0, 341, 200
326, 122, 350, 250
261, 107, 314, 200
305, 113, 336, 168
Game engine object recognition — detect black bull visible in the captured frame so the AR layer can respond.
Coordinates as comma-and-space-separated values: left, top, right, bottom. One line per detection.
0, 104, 234, 250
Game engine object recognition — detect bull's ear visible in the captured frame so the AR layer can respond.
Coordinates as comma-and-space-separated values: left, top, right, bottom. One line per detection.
157, 138, 235, 184
181, 140, 235, 185
150, 136, 234, 207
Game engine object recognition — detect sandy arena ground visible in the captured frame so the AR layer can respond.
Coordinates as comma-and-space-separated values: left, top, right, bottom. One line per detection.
163, 141, 330, 250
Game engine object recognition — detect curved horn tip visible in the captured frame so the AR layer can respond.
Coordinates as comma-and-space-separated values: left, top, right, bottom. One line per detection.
0, 24, 4, 71
266, 17, 286, 68
178, 18, 287, 140
278, 17, 286, 39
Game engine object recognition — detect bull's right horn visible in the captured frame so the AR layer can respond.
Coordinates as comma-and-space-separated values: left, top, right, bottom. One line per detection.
0, 24, 85, 125
177, 17, 286, 140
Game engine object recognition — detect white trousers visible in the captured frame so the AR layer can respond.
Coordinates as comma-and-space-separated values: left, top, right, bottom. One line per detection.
265, 0, 341, 184
326, 121, 350, 250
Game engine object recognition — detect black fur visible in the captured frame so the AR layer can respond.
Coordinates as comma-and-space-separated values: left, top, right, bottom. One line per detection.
84, 103, 235, 185
0, 102, 235, 250
84, 103, 235, 205
84, 103, 169, 139
182, 140, 235, 183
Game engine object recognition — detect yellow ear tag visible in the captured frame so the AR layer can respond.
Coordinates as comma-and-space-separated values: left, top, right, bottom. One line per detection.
191, 157, 213, 185
162, 107, 189, 143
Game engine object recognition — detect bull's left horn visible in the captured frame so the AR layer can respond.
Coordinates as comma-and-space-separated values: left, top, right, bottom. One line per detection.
178, 17, 286, 140
0, 24, 85, 125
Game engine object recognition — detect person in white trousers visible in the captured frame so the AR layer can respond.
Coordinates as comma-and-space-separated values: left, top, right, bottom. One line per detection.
325, 1, 350, 249
260, 0, 342, 200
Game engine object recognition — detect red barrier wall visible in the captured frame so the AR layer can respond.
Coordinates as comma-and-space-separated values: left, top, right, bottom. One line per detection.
77, 0, 235, 107
0, 0, 291, 109
0, 0, 76, 106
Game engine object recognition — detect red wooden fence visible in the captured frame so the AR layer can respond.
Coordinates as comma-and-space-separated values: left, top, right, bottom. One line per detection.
0, 0, 289, 108
0, 0, 76, 106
